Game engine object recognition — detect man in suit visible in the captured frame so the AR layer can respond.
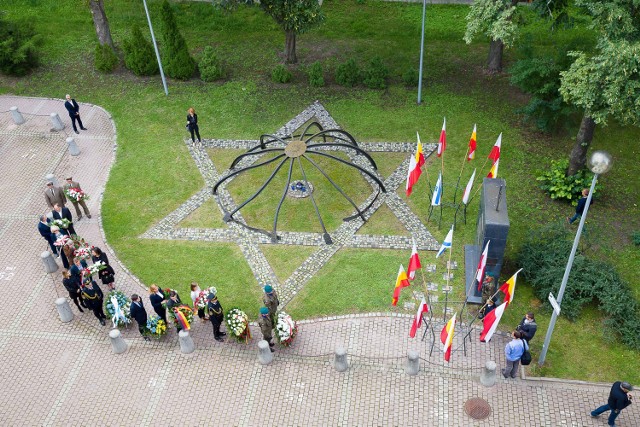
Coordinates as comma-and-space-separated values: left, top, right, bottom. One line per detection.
44, 181, 66, 209
38, 215, 57, 255
130, 294, 151, 341
64, 94, 87, 134
63, 177, 91, 220
52, 203, 76, 236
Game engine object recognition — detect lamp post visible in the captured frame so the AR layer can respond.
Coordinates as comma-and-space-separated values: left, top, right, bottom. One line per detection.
417, 0, 426, 105
538, 150, 613, 366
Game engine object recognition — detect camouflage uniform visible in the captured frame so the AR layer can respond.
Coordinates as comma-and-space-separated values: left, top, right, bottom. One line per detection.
263, 288, 280, 323
258, 314, 273, 344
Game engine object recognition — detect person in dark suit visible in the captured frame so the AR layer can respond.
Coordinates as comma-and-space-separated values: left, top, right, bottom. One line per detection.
70, 257, 89, 284
165, 290, 183, 332
186, 107, 201, 143
52, 203, 76, 236
62, 269, 85, 312
64, 94, 87, 134
130, 294, 151, 341
38, 215, 57, 255
44, 181, 67, 209
149, 284, 167, 323
50, 225, 70, 268
208, 292, 225, 342
81, 280, 106, 326
91, 247, 115, 290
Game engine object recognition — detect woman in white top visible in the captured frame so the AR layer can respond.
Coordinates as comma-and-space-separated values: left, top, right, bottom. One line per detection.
190, 282, 207, 321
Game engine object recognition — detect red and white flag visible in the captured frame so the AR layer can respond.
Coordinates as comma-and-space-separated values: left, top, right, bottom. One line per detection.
405, 154, 420, 197
479, 302, 506, 342
407, 239, 421, 280
461, 168, 476, 205
409, 297, 429, 338
437, 118, 446, 157
475, 241, 490, 291
440, 312, 457, 362
467, 124, 477, 161
487, 133, 502, 178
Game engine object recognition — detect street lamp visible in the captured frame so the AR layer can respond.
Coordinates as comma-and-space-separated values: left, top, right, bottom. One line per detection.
538, 150, 612, 366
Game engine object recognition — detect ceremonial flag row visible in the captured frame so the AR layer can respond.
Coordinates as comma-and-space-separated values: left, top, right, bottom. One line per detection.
479, 270, 522, 342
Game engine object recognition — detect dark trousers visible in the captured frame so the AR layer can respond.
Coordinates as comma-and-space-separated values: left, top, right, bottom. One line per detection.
210, 317, 223, 338
89, 304, 106, 321
136, 322, 146, 336
70, 114, 85, 132
60, 250, 69, 269
69, 292, 85, 311
67, 225, 77, 236
45, 236, 57, 254
189, 125, 201, 142
591, 404, 621, 426
197, 307, 206, 319
154, 307, 167, 324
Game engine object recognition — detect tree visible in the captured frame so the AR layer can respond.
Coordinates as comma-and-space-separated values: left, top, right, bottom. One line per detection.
123, 25, 159, 76
0, 14, 41, 76
89, 0, 114, 49
159, 0, 196, 80
559, 0, 640, 175
464, 0, 519, 73
215, 0, 324, 64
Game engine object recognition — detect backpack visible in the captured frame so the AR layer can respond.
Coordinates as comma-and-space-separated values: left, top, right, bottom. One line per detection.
520, 340, 532, 365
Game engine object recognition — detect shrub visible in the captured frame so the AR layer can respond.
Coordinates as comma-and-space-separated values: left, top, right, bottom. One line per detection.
307, 61, 324, 87
0, 17, 40, 76
517, 223, 640, 350
271, 64, 292, 83
198, 46, 225, 82
159, 0, 196, 80
94, 43, 118, 73
402, 68, 419, 87
335, 58, 361, 87
536, 159, 601, 204
632, 231, 640, 247
122, 25, 159, 76
363, 56, 389, 89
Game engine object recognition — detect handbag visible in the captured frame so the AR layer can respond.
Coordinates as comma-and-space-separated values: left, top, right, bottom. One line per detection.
520, 340, 532, 365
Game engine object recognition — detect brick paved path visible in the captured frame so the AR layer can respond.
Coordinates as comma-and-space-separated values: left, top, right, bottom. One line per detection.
0, 95, 638, 426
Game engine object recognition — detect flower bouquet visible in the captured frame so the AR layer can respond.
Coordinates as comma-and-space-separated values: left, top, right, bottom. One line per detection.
74, 246, 92, 261
194, 286, 217, 311
104, 290, 131, 328
52, 218, 71, 229
146, 315, 167, 339
225, 307, 250, 343
275, 311, 298, 347
65, 187, 89, 202
53, 234, 71, 247
170, 305, 194, 331
86, 260, 107, 276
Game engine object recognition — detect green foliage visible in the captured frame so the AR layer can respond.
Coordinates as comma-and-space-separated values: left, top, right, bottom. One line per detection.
536, 159, 599, 204
402, 68, 419, 88
632, 231, 640, 247
518, 224, 640, 350
307, 61, 324, 87
198, 46, 225, 82
464, 0, 519, 47
271, 64, 292, 83
335, 58, 361, 87
0, 16, 40, 76
362, 56, 389, 90
122, 25, 159, 76
159, 0, 196, 80
94, 43, 118, 73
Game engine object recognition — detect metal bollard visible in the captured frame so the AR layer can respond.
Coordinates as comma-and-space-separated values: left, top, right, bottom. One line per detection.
405, 350, 420, 376
50, 112, 65, 131
45, 174, 60, 187
257, 340, 274, 365
10, 107, 25, 125
178, 330, 195, 354
334, 346, 349, 372
109, 329, 128, 354
41, 251, 59, 274
66, 137, 80, 156
55, 297, 74, 323
480, 361, 497, 387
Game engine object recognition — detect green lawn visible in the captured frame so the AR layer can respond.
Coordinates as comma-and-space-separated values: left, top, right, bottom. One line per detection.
2, 0, 639, 383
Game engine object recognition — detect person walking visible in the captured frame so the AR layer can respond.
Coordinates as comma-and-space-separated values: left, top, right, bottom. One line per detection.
149, 285, 167, 323
207, 292, 225, 342
44, 181, 67, 209
62, 269, 85, 313
63, 177, 91, 220
81, 280, 106, 326
186, 107, 201, 143
64, 94, 88, 134
263, 285, 279, 323
591, 381, 633, 426
568, 188, 593, 224
516, 312, 538, 343
38, 215, 57, 255
502, 331, 526, 379
52, 203, 76, 236
190, 282, 207, 322
130, 294, 151, 341
258, 306, 275, 352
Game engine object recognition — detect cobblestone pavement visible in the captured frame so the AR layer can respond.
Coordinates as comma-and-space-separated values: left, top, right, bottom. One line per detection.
1, 95, 639, 427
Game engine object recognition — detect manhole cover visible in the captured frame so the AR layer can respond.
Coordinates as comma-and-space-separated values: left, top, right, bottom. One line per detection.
464, 398, 491, 420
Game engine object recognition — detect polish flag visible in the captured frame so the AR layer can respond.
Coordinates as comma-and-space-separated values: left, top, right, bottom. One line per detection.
407, 239, 422, 280
475, 241, 490, 291
461, 169, 476, 205
437, 118, 446, 157
488, 133, 502, 161
405, 154, 421, 197
480, 302, 506, 342
409, 297, 429, 338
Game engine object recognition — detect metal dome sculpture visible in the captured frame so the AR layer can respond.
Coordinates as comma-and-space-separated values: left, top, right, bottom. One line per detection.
212, 122, 387, 244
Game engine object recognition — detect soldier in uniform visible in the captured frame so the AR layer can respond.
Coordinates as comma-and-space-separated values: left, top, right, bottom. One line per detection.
479, 275, 497, 319
263, 285, 279, 323
81, 279, 106, 326
207, 292, 225, 342
258, 306, 275, 352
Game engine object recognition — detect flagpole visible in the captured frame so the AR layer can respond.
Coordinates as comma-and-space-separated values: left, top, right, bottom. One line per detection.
442, 236, 453, 322
452, 145, 470, 204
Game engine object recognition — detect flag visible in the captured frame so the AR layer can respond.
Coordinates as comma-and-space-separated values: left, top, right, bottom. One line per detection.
416, 132, 425, 168
488, 133, 502, 161
475, 241, 490, 291
391, 264, 410, 306
409, 297, 429, 338
440, 312, 456, 362
479, 302, 506, 342
467, 124, 477, 161
499, 268, 523, 306
431, 172, 442, 206
437, 118, 446, 157
406, 137, 423, 197
487, 158, 499, 179
462, 168, 476, 205
407, 239, 421, 280
436, 225, 453, 258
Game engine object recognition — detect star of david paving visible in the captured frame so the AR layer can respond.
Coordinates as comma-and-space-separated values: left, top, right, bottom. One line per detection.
141, 102, 440, 307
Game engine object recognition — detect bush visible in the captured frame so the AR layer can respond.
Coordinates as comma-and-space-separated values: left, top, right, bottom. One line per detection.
159, 0, 196, 80
335, 58, 361, 87
307, 61, 324, 87
122, 25, 158, 76
402, 68, 419, 87
363, 56, 389, 89
94, 43, 118, 73
632, 231, 640, 247
517, 223, 640, 350
271, 64, 292, 83
198, 46, 225, 82
536, 159, 601, 204
0, 17, 40, 76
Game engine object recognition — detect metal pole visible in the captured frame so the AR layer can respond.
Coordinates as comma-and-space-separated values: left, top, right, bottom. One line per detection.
538, 173, 598, 366
143, 0, 169, 96
417, 0, 427, 104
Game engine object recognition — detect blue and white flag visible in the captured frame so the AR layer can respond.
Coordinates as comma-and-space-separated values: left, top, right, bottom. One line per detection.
431, 172, 442, 206
436, 225, 454, 258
